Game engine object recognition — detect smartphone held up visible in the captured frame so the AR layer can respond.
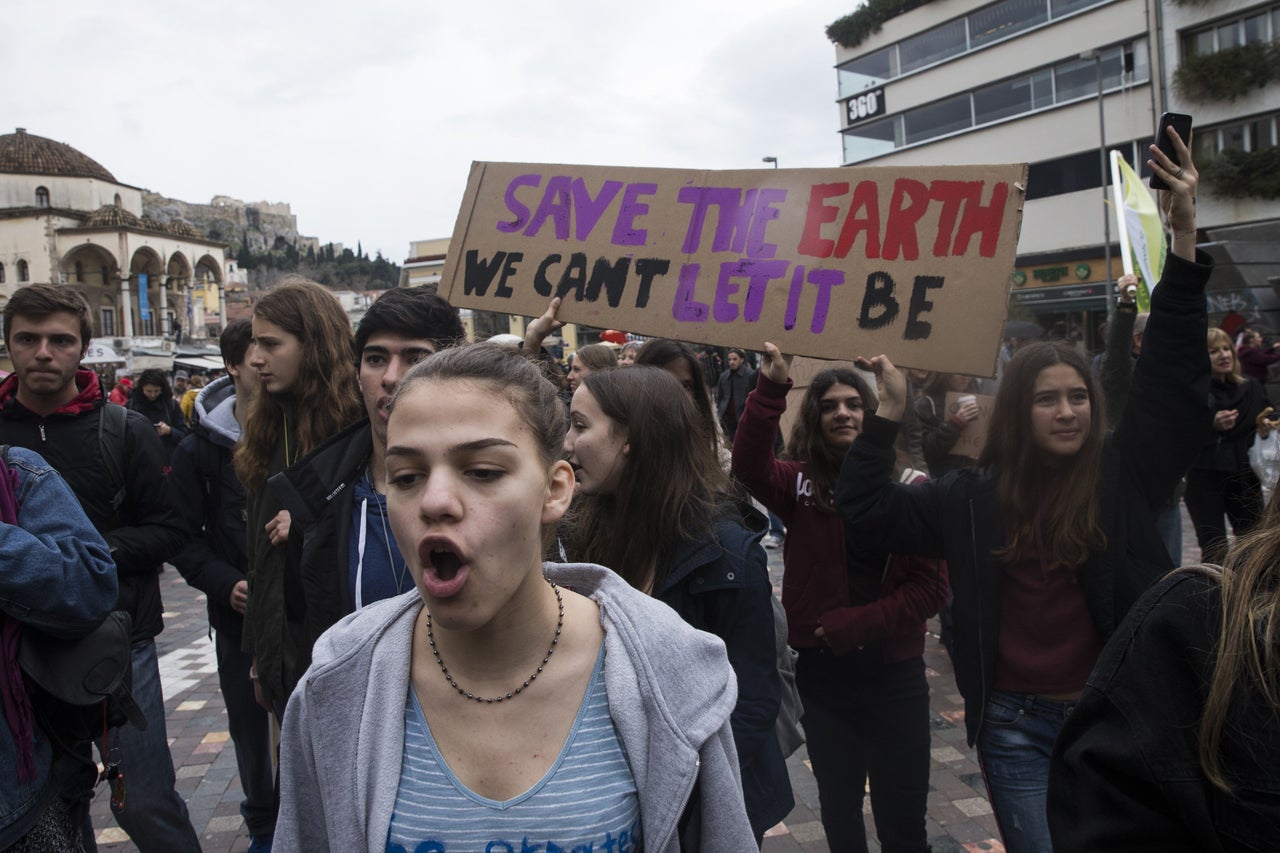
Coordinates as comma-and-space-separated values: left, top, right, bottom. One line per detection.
1150, 112, 1193, 191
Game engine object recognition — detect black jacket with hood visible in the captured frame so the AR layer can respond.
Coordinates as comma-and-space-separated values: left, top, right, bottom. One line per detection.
0, 369, 186, 642
169, 376, 249, 636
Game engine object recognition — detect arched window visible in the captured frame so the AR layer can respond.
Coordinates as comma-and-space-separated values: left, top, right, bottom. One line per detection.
0, 263, 5, 284
75, 261, 85, 282
35, 187, 49, 208
17, 260, 29, 282
113, 193, 122, 207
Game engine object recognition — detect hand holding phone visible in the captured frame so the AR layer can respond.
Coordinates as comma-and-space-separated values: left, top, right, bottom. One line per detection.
1150, 112, 1193, 191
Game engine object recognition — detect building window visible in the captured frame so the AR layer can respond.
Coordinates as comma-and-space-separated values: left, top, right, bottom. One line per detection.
17, 260, 29, 283
35, 187, 49, 208
842, 39, 1149, 163
834, 0, 1111, 90
0, 263, 5, 284
75, 261, 85, 283
101, 308, 116, 337
113, 193, 122, 207
1183, 4, 1279, 57
1193, 112, 1279, 159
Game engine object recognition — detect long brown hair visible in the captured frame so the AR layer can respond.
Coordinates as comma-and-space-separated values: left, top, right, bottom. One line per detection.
1188, 492, 1280, 791
566, 366, 730, 592
785, 367, 877, 511
234, 278, 362, 491
979, 342, 1106, 568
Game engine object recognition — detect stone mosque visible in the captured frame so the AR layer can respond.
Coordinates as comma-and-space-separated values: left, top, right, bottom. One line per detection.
0, 128, 228, 345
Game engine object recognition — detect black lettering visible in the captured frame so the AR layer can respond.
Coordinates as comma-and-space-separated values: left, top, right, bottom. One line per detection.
584, 257, 631, 307
495, 252, 523, 298
632, 258, 670, 309
905, 275, 944, 340
858, 271, 899, 330
463, 250, 507, 296
555, 253, 589, 300
533, 254, 561, 298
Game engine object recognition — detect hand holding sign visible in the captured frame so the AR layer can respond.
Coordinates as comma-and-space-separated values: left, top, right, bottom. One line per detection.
760, 342, 795, 385
854, 354, 907, 422
524, 296, 565, 353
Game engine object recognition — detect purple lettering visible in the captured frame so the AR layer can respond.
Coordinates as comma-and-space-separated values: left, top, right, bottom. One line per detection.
746, 188, 787, 258
678, 186, 713, 253
496, 174, 541, 234
784, 264, 805, 331
611, 183, 657, 246
526, 176, 573, 240
740, 259, 790, 322
571, 178, 624, 241
672, 263, 709, 322
808, 269, 845, 333
710, 188, 756, 254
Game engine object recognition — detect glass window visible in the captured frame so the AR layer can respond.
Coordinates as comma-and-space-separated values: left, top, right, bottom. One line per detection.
1193, 130, 1221, 160
974, 76, 1034, 125
1244, 13, 1268, 43
899, 18, 967, 73
1252, 118, 1276, 149
1223, 123, 1247, 152
969, 0, 1047, 48
17, 260, 29, 283
1055, 56, 1093, 101
1051, 0, 1103, 18
1130, 40, 1150, 82
843, 115, 901, 163
0, 263, 5, 284
34, 186, 49, 208
1026, 150, 1104, 199
101, 308, 115, 337
1185, 29, 1215, 58
838, 47, 895, 98
1217, 21, 1243, 49
904, 94, 971, 145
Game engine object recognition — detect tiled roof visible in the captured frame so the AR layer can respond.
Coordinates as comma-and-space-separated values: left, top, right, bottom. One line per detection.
83, 204, 143, 229
0, 128, 117, 183
167, 220, 201, 238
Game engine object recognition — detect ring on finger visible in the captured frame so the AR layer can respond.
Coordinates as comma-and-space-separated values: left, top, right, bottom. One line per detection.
1175, 166, 1185, 178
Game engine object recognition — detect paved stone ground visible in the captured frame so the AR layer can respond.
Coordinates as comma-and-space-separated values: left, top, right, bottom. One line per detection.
91, 512, 1200, 852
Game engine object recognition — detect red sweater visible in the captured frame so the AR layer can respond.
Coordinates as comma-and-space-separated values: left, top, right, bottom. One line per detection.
731, 373, 948, 660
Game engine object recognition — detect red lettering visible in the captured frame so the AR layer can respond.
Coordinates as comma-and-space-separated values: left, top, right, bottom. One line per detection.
834, 181, 882, 259
953, 182, 1009, 257
882, 179, 930, 261
796, 183, 848, 258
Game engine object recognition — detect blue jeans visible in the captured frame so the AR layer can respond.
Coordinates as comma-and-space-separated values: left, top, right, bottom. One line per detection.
976, 691, 1074, 853
92, 639, 203, 852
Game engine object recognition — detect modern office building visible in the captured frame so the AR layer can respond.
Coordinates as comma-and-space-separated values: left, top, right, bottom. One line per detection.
832, 0, 1280, 341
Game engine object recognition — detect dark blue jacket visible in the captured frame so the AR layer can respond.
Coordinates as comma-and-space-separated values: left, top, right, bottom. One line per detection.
656, 509, 794, 837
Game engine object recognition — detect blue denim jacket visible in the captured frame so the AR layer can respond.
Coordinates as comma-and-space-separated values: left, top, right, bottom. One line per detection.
0, 446, 117, 843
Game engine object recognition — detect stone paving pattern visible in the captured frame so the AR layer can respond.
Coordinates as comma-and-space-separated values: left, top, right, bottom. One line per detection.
92, 513, 1199, 851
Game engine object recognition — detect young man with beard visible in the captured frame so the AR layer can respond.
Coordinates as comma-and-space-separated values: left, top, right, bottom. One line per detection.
0, 285, 199, 852
267, 287, 466, 688
169, 319, 276, 853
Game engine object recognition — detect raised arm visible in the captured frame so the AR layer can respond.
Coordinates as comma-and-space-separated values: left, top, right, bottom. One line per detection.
730, 342, 798, 517
1115, 128, 1214, 507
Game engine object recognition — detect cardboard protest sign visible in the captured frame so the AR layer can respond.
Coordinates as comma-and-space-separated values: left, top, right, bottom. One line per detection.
944, 391, 996, 459
441, 162, 1028, 376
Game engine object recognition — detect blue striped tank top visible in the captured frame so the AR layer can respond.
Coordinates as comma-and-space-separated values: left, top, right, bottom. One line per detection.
386, 646, 642, 853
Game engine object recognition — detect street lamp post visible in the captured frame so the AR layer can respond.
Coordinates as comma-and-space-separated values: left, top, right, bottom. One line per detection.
1082, 49, 1115, 320
762, 156, 778, 168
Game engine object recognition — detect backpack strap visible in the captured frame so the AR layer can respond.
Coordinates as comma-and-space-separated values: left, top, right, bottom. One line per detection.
98, 404, 128, 516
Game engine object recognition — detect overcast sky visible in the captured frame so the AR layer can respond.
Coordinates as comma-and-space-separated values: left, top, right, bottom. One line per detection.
4, 0, 855, 262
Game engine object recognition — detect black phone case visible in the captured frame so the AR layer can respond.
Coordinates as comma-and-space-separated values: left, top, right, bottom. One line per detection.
1150, 113, 1193, 191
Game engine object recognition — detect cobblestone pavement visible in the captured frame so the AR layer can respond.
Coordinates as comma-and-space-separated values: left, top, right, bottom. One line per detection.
91, 511, 1199, 852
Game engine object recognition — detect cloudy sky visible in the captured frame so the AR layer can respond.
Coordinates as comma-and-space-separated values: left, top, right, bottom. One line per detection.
4, 0, 855, 262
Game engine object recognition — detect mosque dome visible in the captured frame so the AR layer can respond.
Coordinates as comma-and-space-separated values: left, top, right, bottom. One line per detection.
0, 128, 117, 183
83, 204, 143, 229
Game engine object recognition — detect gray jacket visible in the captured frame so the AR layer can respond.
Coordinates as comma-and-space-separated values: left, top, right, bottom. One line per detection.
275, 562, 757, 852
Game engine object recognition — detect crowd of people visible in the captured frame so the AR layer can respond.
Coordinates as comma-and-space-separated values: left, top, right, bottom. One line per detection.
2, 129, 1278, 853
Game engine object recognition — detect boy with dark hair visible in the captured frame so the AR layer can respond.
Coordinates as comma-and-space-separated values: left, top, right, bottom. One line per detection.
268, 288, 465, 684
168, 319, 276, 853
0, 283, 199, 852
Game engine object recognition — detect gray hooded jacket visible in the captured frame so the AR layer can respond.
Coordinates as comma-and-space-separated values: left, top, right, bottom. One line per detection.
275, 561, 756, 852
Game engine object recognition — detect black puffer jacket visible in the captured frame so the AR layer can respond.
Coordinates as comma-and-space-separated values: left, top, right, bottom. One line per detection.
0, 370, 186, 642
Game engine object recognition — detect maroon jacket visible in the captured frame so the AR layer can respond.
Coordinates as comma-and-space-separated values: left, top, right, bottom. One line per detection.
731, 373, 947, 662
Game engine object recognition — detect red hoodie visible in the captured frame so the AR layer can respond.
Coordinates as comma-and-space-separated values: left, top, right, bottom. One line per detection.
0, 369, 104, 416
731, 373, 948, 661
